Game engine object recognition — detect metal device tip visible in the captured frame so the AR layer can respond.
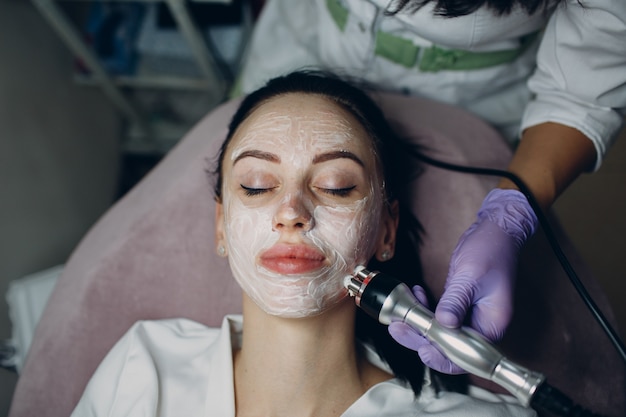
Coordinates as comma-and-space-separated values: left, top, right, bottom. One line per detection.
344, 266, 368, 297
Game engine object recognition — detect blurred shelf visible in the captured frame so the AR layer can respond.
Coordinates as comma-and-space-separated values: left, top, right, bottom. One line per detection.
73, 73, 212, 91
124, 118, 195, 154
32, 0, 252, 154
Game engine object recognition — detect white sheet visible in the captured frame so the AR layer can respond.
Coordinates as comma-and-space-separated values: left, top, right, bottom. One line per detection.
5, 265, 62, 372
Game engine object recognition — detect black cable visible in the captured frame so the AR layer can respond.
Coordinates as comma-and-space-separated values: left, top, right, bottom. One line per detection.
531, 382, 607, 417
408, 150, 626, 364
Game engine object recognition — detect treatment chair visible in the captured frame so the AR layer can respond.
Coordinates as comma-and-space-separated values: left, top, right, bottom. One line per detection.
9, 91, 625, 417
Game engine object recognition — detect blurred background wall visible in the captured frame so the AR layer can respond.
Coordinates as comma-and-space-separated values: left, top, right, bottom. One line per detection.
0, 0, 121, 414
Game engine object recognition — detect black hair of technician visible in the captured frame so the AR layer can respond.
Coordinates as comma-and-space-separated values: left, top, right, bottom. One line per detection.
211, 70, 467, 396
384, 0, 559, 17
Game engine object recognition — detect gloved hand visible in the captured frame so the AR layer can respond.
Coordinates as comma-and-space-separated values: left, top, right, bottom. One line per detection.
388, 188, 538, 374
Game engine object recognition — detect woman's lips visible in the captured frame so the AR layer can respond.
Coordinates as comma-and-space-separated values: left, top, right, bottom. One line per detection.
259, 244, 326, 275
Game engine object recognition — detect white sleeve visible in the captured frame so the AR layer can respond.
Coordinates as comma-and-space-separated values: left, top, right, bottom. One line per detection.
70, 322, 160, 417
521, 0, 626, 170
237, 0, 322, 94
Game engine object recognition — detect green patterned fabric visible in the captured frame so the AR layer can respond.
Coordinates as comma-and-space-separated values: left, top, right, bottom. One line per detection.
325, 1, 538, 72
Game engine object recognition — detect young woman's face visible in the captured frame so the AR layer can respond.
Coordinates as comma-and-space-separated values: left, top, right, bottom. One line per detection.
216, 93, 394, 318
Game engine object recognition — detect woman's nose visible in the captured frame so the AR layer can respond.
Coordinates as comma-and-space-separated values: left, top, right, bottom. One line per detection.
273, 193, 314, 232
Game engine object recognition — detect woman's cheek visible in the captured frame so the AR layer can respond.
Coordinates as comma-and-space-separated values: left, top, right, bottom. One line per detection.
312, 197, 382, 267
225, 199, 277, 274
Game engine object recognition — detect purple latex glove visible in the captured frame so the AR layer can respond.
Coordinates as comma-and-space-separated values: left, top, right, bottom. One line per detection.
388, 189, 538, 374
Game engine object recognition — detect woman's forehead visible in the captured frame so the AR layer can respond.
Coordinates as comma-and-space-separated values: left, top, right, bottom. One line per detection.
228, 93, 372, 159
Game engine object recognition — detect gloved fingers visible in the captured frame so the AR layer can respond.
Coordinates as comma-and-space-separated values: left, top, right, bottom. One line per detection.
389, 322, 466, 374
388, 321, 430, 350
410, 285, 430, 307
415, 189, 537, 373
470, 302, 512, 342
438, 218, 520, 335
436, 280, 513, 342
434, 280, 474, 329
416, 344, 466, 375
478, 189, 538, 245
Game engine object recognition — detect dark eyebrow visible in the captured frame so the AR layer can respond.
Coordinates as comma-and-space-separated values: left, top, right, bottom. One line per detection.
313, 150, 364, 167
233, 150, 280, 165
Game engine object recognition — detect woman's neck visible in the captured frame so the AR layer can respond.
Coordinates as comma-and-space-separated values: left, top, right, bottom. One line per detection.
233, 296, 392, 417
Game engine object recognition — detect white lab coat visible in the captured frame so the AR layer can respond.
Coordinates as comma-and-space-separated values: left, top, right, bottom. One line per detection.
70, 315, 536, 416
237, 0, 626, 169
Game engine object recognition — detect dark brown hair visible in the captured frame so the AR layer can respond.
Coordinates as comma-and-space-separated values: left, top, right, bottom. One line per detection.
386, 0, 554, 17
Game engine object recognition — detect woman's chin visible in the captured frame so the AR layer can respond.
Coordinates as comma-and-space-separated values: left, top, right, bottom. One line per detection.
257, 292, 350, 319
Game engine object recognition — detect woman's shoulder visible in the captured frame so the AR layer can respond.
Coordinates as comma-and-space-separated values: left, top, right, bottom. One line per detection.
98, 315, 243, 367
70, 316, 241, 415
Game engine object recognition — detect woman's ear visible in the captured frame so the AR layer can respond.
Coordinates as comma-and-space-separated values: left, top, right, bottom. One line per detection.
215, 201, 228, 257
375, 200, 400, 262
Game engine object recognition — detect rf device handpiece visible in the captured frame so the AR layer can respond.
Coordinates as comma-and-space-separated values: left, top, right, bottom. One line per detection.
345, 266, 545, 407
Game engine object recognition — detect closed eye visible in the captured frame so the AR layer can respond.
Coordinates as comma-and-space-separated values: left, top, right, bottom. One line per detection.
319, 186, 356, 197
240, 184, 275, 196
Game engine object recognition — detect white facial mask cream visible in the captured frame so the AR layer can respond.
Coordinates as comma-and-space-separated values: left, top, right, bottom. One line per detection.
221, 100, 385, 318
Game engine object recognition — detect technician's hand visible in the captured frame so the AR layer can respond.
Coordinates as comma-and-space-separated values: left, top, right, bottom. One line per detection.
388, 189, 538, 374
388, 285, 468, 373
